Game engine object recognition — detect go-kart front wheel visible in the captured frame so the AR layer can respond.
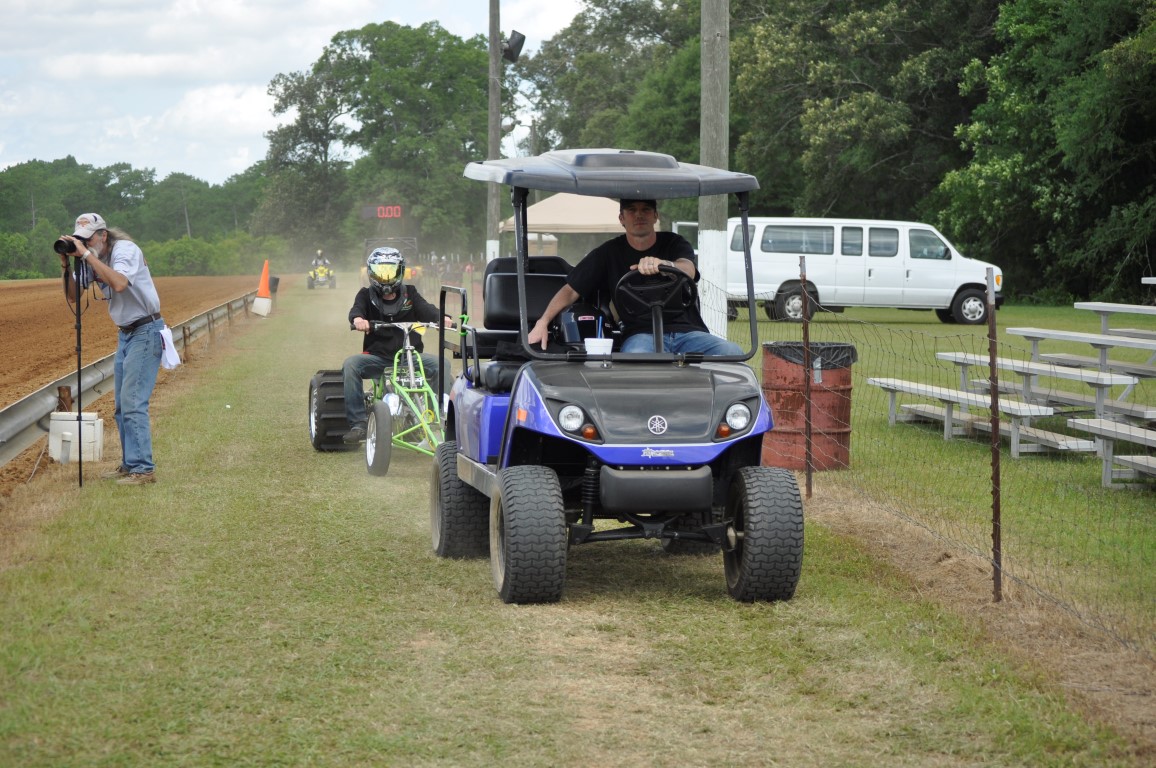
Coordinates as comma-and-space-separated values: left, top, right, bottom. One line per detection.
490, 466, 567, 604
366, 400, 393, 476
723, 467, 804, 602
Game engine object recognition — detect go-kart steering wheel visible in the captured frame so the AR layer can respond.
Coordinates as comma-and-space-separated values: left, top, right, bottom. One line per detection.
613, 263, 695, 318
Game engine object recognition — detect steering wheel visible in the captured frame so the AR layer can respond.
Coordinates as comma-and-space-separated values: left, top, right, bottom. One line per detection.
613, 263, 695, 319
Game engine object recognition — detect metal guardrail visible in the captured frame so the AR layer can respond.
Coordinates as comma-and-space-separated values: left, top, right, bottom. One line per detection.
0, 292, 255, 468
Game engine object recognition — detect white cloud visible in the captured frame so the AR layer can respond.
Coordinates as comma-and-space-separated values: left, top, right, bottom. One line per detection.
0, 0, 582, 184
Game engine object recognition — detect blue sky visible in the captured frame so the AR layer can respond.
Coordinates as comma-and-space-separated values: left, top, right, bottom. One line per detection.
0, 0, 581, 185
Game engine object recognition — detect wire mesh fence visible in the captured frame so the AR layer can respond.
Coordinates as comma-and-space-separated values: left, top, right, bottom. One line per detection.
743, 297, 1155, 658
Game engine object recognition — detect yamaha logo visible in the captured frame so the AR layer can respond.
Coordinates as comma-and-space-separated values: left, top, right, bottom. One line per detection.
647, 415, 668, 435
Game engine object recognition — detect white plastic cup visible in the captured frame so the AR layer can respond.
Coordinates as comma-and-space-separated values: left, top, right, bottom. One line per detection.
584, 337, 613, 355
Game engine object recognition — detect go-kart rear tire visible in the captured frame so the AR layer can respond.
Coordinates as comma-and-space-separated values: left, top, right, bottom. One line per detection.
723, 467, 804, 602
309, 370, 354, 451
490, 466, 567, 604
366, 400, 393, 476
431, 441, 489, 558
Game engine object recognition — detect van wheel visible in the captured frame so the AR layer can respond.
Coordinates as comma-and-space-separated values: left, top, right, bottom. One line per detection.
935, 308, 957, 324
762, 302, 778, 321
951, 289, 987, 325
775, 285, 816, 322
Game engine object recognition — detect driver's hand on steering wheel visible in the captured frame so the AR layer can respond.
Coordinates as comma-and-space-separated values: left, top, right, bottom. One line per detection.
633, 256, 675, 276
352, 317, 370, 333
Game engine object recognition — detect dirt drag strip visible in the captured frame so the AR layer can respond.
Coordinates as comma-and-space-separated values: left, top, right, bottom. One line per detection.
0, 275, 258, 409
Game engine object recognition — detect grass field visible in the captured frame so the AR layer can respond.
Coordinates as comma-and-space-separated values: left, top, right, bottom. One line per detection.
0, 279, 1151, 766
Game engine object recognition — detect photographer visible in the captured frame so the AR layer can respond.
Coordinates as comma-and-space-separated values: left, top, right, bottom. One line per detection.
58, 213, 164, 486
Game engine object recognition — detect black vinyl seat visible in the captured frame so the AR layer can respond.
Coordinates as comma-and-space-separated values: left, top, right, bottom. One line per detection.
464, 256, 571, 392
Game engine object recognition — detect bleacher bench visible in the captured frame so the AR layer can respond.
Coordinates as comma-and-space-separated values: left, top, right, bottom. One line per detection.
1067, 418, 1156, 488
867, 377, 1091, 457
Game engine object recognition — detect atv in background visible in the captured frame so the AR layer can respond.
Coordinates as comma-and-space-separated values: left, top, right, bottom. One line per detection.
307, 263, 336, 290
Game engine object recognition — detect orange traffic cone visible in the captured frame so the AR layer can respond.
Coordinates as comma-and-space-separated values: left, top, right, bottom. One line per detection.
252, 259, 272, 316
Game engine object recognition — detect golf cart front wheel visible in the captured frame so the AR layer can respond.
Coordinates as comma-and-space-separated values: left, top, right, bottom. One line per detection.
723, 467, 804, 602
490, 466, 567, 604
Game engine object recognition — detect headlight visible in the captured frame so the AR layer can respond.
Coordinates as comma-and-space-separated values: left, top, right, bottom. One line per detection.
558, 405, 585, 432
725, 403, 751, 431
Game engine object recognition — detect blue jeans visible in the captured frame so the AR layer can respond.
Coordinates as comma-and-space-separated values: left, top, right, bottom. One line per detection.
114, 319, 163, 473
620, 330, 742, 355
342, 352, 444, 427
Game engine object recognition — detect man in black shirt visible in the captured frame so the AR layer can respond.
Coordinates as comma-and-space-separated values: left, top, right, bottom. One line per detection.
528, 199, 740, 354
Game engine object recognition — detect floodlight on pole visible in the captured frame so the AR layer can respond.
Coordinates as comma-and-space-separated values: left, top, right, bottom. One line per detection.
503, 31, 525, 63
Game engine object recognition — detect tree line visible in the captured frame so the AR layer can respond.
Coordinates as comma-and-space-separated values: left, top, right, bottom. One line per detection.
1, 0, 1151, 301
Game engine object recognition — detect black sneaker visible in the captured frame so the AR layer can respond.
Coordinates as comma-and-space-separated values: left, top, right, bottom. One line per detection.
343, 425, 367, 444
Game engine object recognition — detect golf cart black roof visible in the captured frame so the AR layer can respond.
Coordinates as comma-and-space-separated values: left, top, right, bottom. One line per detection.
463, 148, 759, 198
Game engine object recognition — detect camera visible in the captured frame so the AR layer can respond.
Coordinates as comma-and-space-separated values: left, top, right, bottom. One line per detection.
53, 237, 79, 255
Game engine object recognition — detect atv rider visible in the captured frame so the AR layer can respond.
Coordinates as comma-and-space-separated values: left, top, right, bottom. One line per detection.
341, 248, 444, 444
311, 250, 330, 268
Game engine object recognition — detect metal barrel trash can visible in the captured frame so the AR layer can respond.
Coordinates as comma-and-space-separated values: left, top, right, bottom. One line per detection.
761, 341, 858, 471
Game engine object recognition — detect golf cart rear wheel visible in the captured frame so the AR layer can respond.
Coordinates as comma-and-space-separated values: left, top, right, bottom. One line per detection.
431, 441, 489, 558
490, 466, 567, 604
309, 370, 353, 452
723, 467, 804, 602
366, 400, 393, 476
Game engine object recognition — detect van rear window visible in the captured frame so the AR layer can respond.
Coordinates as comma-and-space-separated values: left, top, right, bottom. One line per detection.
760, 225, 834, 255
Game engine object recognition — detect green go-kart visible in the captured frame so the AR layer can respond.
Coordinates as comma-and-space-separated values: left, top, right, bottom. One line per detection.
308, 321, 443, 475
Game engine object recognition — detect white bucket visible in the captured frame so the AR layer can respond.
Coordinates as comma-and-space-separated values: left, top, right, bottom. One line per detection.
584, 337, 614, 356
49, 412, 104, 462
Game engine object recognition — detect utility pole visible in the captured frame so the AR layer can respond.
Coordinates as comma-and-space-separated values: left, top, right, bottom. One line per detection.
699, 0, 730, 335
486, 0, 501, 263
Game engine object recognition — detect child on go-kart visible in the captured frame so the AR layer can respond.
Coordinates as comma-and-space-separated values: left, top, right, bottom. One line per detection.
341, 248, 447, 444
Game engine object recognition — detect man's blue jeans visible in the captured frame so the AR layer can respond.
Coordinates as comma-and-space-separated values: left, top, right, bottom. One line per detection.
342, 351, 444, 427
114, 319, 163, 473
620, 330, 742, 355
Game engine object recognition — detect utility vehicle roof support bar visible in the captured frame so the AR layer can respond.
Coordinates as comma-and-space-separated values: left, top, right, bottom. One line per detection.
735, 190, 759, 358
511, 186, 531, 273
510, 186, 538, 359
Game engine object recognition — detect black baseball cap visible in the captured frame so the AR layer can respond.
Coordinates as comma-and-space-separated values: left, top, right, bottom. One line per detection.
619, 198, 657, 211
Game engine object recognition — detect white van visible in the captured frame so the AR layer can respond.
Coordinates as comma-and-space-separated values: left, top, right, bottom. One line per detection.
724, 217, 1003, 324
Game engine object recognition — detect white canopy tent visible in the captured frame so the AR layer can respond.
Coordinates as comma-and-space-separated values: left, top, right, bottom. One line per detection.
499, 192, 623, 234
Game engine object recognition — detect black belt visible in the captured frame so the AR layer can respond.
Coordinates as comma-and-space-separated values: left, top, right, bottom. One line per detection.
119, 312, 162, 334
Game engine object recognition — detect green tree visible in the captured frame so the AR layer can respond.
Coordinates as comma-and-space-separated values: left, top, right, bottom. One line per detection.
733, 0, 1001, 217
934, 0, 1156, 299
255, 49, 354, 253
324, 21, 494, 253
